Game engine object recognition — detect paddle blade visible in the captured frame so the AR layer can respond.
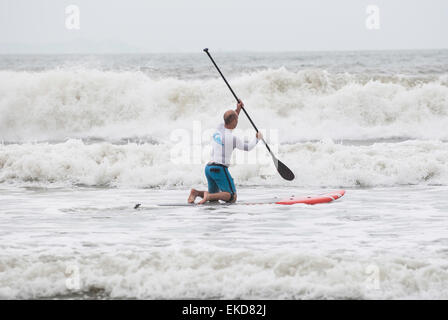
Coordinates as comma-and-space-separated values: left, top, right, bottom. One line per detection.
272, 156, 295, 181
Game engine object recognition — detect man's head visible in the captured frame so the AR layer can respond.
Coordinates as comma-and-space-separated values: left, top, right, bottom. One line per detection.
223, 110, 238, 129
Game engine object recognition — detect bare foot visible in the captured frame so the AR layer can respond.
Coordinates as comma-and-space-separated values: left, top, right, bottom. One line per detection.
188, 188, 199, 203
198, 191, 209, 204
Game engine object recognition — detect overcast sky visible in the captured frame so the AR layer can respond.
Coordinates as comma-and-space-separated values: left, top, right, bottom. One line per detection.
0, 0, 447, 53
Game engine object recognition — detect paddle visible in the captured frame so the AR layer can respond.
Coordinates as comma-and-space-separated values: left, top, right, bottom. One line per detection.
203, 48, 294, 181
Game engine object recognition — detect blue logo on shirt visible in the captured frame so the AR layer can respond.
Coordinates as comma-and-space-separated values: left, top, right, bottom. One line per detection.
213, 132, 224, 145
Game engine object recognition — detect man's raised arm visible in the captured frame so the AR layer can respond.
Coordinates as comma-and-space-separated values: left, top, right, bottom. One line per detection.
235, 99, 243, 115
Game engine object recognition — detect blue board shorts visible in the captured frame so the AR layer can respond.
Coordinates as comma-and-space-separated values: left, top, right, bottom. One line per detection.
205, 163, 236, 202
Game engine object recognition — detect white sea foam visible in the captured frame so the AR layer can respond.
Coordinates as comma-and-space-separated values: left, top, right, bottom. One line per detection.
1, 139, 447, 187
1, 248, 447, 299
1, 68, 447, 142
1, 182, 447, 299
1, 54, 448, 300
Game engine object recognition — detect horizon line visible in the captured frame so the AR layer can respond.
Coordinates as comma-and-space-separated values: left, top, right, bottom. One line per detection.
1, 47, 448, 55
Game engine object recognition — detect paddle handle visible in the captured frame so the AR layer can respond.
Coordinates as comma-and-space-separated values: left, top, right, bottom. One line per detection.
203, 48, 273, 153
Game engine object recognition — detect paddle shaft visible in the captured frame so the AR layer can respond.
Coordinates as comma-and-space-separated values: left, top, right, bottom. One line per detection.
202, 48, 295, 181
203, 48, 273, 154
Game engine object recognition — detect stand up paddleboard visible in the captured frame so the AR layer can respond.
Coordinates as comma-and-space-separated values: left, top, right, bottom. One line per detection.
134, 190, 345, 208
275, 190, 345, 205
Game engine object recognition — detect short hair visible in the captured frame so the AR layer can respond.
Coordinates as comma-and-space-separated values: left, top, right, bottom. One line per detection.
224, 111, 237, 125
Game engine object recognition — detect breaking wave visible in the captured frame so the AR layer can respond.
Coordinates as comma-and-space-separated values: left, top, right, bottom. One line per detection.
1, 247, 447, 299
1, 68, 447, 142
1, 139, 447, 188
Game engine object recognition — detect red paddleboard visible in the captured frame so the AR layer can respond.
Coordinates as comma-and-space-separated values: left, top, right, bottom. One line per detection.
137, 190, 346, 208
276, 190, 346, 205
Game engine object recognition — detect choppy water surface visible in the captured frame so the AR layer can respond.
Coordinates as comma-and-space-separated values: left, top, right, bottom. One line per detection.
1, 50, 448, 299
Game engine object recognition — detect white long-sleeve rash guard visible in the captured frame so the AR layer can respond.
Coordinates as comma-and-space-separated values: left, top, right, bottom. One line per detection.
210, 123, 259, 166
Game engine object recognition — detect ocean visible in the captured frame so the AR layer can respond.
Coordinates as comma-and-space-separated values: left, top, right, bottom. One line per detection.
1, 50, 448, 299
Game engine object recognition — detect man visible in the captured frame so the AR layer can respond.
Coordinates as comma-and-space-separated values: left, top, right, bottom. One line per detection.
188, 100, 262, 204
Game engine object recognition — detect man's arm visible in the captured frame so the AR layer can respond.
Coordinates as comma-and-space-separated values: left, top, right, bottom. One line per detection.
234, 132, 262, 151
235, 99, 243, 116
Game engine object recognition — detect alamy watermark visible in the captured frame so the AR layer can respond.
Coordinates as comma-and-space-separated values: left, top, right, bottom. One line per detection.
65, 264, 81, 291
365, 264, 381, 290
170, 121, 279, 165
365, 5, 380, 30
65, 5, 80, 30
